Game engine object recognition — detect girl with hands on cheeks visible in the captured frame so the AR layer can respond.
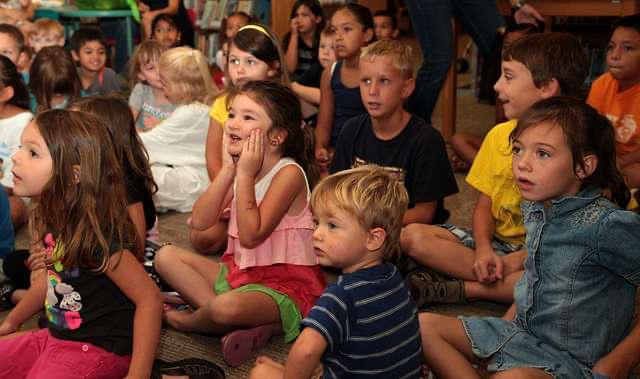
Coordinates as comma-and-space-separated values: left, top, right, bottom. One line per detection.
153, 81, 326, 368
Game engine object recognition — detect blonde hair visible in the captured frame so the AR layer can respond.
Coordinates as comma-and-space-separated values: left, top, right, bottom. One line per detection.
360, 39, 414, 78
31, 18, 64, 39
128, 39, 167, 89
311, 165, 408, 261
159, 47, 217, 105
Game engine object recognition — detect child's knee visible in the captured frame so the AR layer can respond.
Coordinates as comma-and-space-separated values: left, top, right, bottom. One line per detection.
153, 245, 180, 273
418, 312, 441, 338
491, 367, 552, 379
400, 224, 438, 256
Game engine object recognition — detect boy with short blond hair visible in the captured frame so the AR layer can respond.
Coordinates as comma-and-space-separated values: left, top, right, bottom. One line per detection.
250, 165, 422, 379
28, 18, 64, 54
331, 39, 458, 226
401, 32, 588, 307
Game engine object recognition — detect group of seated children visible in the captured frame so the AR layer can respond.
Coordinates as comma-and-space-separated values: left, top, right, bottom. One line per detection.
0, 1, 637, 378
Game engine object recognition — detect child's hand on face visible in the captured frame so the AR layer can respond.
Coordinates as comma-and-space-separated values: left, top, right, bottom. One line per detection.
290, 18, 300, 35
315, 147, 333, 172
237, 129, 265, 178
221, 133, 237, 170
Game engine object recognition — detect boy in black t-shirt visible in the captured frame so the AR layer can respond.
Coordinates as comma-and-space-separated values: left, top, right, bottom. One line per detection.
330, 39, 458, 225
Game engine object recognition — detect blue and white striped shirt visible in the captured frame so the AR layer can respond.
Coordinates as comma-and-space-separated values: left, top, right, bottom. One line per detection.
301, 263, 422, 378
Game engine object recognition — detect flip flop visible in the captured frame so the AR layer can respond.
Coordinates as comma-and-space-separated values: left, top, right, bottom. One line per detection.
221, 323, 279, 367
151, 358, 225, 379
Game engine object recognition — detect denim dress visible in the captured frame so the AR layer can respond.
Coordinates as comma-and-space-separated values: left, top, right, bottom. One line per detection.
460, 188, 640, 379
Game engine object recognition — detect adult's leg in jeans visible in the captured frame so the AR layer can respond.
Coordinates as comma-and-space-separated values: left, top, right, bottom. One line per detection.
453, 0, 505, 57
405, 0, 454, 124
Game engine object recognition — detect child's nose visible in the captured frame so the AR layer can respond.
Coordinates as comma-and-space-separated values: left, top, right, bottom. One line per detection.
516, 153, 532, 171
369, 81, 379, 95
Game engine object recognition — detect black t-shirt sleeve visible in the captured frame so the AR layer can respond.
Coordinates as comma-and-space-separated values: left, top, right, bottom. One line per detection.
124, 169, 157, 232
296, 63, 323, 88
409, 122, 458, 204
329, 115, 363, 174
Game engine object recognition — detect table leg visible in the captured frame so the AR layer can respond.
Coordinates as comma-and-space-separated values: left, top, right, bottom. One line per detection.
125, 16, 133, 58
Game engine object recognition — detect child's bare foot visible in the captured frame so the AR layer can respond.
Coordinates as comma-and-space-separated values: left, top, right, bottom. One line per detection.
255, 355, 284, 369
162, 308, 195, 331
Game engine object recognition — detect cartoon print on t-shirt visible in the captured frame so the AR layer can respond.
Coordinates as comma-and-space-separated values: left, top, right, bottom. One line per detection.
44, 233, 83, 330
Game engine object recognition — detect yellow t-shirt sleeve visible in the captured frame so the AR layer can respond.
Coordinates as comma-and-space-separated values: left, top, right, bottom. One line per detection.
466, 120, 516, 196
209, 94, 228, 127
465, 120, 524, 244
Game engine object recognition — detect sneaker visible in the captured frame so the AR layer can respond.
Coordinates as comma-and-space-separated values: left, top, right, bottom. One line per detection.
0, 282, 15, 310
405, 268, 465, 308
151, 358, 225, 379
143, 260, 174, 293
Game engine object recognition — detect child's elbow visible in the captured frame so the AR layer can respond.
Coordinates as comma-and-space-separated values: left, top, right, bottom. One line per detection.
238, 234, 264, 249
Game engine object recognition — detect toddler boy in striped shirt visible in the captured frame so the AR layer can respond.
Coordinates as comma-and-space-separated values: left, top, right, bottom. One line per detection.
251, 165, 422, 379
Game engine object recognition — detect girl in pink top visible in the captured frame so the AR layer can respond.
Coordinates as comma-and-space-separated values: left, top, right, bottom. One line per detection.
154, 80, 325, 367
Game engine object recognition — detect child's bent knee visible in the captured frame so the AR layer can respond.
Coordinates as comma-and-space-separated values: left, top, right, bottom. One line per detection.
491, 368, 552, 379
153, 245, 180, 271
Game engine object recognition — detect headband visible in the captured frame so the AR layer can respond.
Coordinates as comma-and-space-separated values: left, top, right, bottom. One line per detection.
238, 24, 270, 37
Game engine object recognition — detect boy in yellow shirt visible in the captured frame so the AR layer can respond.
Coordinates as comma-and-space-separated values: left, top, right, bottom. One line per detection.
401, 33, 588, 306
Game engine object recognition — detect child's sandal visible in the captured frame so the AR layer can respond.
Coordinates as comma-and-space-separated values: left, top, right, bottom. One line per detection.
405, 268, 465, 308
221, 323, 280, 367
151, 358, 225, 379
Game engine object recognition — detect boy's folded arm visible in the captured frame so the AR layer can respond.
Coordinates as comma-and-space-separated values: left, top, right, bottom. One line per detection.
283, 327, 327, 379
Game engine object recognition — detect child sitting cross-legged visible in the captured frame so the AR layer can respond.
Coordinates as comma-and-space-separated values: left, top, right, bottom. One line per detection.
420, 97, 640, 379
250, 165, 423, 379
153, 81, 326, 368
400, 33, 588, 307
330, 39, 458, 226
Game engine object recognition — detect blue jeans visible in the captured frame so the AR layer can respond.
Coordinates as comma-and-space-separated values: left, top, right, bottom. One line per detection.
405, 0, 505, 123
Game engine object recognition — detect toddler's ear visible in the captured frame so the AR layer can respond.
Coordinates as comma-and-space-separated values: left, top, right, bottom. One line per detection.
71, 50, 79, 62
366, 227, 386, 252
576, 154, 597, 180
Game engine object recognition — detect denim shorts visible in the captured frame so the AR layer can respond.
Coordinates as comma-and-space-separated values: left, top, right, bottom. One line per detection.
459, 316, 608, 379
440, 224, 523, 256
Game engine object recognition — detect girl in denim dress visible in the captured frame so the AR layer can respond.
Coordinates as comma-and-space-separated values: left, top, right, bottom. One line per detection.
420, 97, 640, 379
